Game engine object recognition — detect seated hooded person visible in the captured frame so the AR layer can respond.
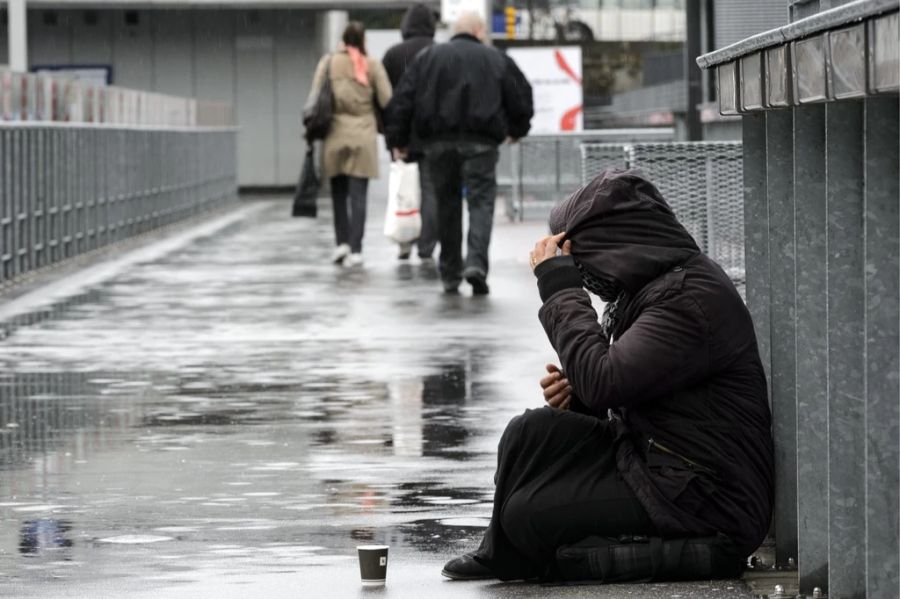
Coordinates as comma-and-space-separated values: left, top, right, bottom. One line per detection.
442, 169, 774, 582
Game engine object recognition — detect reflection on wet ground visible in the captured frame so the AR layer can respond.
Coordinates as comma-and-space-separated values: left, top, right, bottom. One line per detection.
0, 199, 561, 596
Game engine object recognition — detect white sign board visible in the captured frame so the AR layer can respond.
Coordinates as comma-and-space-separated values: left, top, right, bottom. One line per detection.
507, 46, 583, 134
441, 0, 488, 26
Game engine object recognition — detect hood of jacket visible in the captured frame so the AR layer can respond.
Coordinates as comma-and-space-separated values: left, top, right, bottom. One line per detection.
549, 169, 700, 295
401, 4, 436, 39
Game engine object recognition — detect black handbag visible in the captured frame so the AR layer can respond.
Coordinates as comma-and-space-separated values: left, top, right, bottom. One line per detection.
303, 55, 334, 141
291, 145, 319, 218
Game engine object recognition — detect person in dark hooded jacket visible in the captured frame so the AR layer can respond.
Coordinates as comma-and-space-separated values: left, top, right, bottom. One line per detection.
382, 4, 436, 89
441, 169, 774, 582
382, 4, 439, 262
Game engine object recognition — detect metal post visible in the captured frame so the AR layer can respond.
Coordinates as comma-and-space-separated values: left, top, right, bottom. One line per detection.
742, 114, 771, 396
684, 0, 703, 141
704, 157, 715, 257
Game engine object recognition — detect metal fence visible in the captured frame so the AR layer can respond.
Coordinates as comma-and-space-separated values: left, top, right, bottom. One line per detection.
0, 68, 238, 289
580, 141, 745, 291
499, 129, 674, 221
0, 125, 237, 286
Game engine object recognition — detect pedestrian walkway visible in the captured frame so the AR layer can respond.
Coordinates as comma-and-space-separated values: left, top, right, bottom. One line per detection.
0, 195, 754, 598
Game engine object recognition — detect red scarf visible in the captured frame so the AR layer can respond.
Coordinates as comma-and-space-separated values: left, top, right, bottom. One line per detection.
346, 46, 369, 87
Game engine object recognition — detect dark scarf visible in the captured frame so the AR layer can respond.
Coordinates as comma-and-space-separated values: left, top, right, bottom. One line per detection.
575, 259, 628, 341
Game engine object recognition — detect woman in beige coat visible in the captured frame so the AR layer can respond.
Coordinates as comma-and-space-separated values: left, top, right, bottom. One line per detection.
309, 22, 392, 267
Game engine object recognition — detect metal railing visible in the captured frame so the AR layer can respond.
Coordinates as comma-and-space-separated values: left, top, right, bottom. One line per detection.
0, 68, 238, 288
1, 68, 232, 127
698, 2, 900, 596
499, 129, 674, 221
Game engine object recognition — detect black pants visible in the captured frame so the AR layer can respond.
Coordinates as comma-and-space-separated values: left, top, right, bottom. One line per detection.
424, 141, 498, 287
331, 175, 369, 253
476, 408, 657, 581
416, 158, 438, 258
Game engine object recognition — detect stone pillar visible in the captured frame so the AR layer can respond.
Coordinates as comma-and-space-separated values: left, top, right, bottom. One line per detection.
8, 0, 28, 72
317, 11, 348, 56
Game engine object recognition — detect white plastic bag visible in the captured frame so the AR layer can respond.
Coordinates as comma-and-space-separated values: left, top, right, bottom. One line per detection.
383, 160, 422, 244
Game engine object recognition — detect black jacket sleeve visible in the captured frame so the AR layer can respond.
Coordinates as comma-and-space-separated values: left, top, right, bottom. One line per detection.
501, 54, 534, 140
538, 289, 710, 415
534, 255, 582, 302
384, 51, 423, 150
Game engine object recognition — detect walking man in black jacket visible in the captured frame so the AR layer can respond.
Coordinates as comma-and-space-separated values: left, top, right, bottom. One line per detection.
382, 4, 438, 262
385, 12, 534, 295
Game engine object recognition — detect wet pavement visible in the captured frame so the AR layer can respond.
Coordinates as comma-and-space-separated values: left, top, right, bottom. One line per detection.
0, 196, 755, 597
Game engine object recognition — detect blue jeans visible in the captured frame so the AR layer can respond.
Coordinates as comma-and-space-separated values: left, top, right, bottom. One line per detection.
424, 141, 499, 287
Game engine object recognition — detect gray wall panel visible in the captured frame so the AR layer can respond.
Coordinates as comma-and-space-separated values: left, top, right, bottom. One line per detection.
863, 96, 900, 598
111, 10, 153, 90
15, 8, 325, 186
0, 16, 8, 64
792, 103, 828, 593
71, 10, 112, 65
28, 11, 73, 66
235, 10, 276, 185
152, 10, 194, 97
825, 101, 866, 598
193, 11, 235, 105
274, 11, 315, 186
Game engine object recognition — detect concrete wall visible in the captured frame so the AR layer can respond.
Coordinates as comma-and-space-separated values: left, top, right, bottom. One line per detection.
0, 9, 322, 186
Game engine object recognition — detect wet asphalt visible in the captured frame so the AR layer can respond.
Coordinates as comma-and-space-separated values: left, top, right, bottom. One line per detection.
0, 193, 755, 598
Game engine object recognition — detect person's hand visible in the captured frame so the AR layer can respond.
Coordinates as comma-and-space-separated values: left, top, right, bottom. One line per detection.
529, 232, 570, 271
392, 147, 409, 161
541, 364, 572, 410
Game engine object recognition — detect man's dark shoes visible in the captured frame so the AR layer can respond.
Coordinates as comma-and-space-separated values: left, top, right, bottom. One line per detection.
441, 553, 494, 581
464, 268, 489, 296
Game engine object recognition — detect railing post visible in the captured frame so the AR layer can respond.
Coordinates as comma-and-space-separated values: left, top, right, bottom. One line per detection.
793, 103, 828, 593
825, 100, 866, 598
862, 95, 900, 598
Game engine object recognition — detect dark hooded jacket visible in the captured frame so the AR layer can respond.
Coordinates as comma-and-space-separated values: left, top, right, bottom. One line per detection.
534, 169, 774, 555
381, 4, 436, 158
384, 33, 533, 148
382, 4, 436, 89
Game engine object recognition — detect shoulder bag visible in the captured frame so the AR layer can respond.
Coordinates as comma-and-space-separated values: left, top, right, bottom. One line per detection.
303, 55, 334, 141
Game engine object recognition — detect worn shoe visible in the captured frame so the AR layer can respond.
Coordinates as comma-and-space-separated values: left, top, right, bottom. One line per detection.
346, 253, 363, 267
464, 268, 489, 296
398, 242, 412, 261
332, 243, 350, 264
441, 554, 494, 581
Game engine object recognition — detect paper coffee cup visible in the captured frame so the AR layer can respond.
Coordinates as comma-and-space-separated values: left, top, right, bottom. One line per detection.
357, 545, 389, 586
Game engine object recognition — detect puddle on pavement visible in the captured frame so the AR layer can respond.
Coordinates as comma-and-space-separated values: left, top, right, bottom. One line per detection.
0, 353, 518, 586
0, 202, 551, 593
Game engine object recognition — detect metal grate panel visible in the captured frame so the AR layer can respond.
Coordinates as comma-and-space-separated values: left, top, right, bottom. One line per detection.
579, 143, 630, 186
581, 141, 745, 293
627, 142, 744, 290
503, 129, 674, 221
